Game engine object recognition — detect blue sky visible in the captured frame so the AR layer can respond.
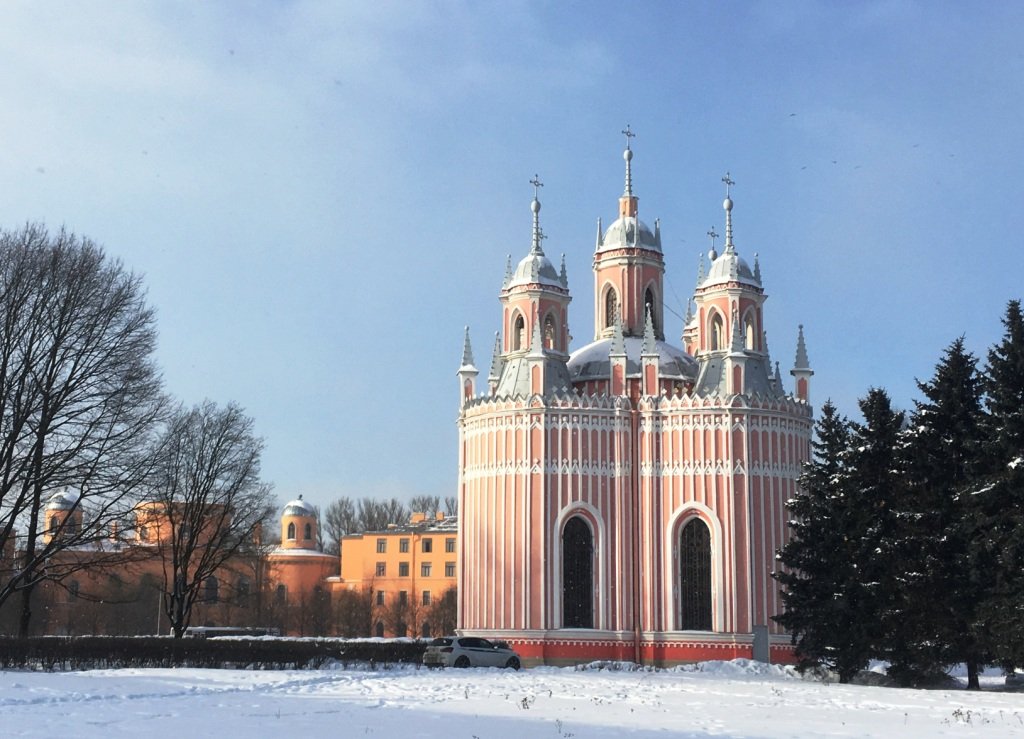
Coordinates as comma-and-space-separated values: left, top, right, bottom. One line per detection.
2, 1, 1022, 512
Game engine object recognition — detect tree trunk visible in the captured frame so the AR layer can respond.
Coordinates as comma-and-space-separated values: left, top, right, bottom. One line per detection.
17, 583, 34, 638
966, 660, 980, 690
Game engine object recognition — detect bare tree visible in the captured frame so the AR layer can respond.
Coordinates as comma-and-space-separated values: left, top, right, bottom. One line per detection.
380, 497, 408, 527
322, 497, 356, 555
409, 495, 441, 517
147, 401, 273, 638
0, 224, 165, 636
444, 496, 458, 517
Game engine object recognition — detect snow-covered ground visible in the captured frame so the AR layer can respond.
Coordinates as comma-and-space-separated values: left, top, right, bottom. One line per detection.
0, 659, 1020, 737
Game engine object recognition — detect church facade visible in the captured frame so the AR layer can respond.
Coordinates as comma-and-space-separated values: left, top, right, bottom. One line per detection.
456, 135, 814, 665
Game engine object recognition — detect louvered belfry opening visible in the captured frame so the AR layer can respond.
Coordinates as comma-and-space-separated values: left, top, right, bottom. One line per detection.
680, 518, 713, 630
562, 516, 594, 628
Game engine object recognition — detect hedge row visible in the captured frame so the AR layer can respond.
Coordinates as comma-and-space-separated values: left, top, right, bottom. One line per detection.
0, 636, 427, 671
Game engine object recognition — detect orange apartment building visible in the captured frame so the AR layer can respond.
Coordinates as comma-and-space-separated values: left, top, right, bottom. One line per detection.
19, 490, 453, 638
335, 512, 458, 638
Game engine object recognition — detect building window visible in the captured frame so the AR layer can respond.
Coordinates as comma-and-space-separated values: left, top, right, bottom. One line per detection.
376, 538, 387, 553
69, 580, 80, 599
421, 622, 431, 638
49, 516, 60, 535
680, 518, 713, 630
422, 538, 432, 553
710, 313, 724, 351
304, 522, 312, 540
376, 590, 385, 606
605, 287, 618, 328
396, 621, 408, 637
445, 562, 455, 577
399, 538, 410, 553
399, 562, 409, 577
562, 516, 594, 629
375, 621, 384, 637
237, 577, 251, 607
420, 563, 431, 577
543, 312, 556, 349
398, 591, 408, 606
422, 590, 431, 606
445, 537, 456, 553
204, 576, 219, 604
375, 561, 386, 577
287, 522, 296, 540
139, 525, 149, 542
644, 286, 658, 335
513, 314, 525, 351
276, 584, 287, 605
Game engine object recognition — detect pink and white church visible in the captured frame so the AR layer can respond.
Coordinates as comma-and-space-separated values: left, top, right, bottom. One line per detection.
456, 133, 814, 665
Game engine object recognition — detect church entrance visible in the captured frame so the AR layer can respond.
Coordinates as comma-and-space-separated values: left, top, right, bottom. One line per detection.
562, 516, 593, 628
680, 518, 712, 630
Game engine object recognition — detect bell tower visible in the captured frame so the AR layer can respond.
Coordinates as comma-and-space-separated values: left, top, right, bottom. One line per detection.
593, 126, 666, 342
487, 176, 573, 397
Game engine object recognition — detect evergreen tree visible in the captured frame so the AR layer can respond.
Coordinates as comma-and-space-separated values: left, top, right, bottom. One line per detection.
844, 389, 906, 675
974, 300, 1024, 668
774, 401, 865, 681
894, 338, 989, 688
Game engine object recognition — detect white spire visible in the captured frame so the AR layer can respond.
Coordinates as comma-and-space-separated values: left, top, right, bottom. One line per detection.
488, 331, 502, 383
528, 313, 544, 358
595, 217, 603, 249
642, 307, 657, 355
460, 326, 476, 370
722, 172, 735, 254
609, 308, 626, 356
794, 324, 811, 370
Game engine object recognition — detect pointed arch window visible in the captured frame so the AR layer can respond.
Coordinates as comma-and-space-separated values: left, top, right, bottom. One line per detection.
679, 518, 712, 630
562, 516, 593, 628
644, 287, 659, 335
287, 522, 296, 540
744, 314, 756, 351
543, 313, 557, 350
604, 288, 618, 329
513, 314, 526, 351
304, 522, 312, 540
710, 313, 725, 351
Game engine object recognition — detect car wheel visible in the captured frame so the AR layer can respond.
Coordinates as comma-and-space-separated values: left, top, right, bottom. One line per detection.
505, 657, 521, 671
454, 656, 471, 668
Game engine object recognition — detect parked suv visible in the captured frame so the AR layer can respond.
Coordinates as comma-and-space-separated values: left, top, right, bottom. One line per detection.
422, 636, 521, 669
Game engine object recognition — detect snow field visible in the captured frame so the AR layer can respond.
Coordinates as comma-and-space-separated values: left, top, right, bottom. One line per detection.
0, 659, 1020, 737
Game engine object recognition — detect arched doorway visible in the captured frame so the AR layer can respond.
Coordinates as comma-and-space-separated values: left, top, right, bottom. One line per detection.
562, 516, 593, 628
679, 518, 712, 630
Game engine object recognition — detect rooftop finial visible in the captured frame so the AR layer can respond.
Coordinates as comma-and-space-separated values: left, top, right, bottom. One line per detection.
530, 174, 544, 254
622, 124, 635, 196
722, 172, 735, 253
707, 226, 719, 261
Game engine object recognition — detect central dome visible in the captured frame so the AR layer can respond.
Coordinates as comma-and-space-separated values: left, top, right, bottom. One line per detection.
568, 336, 697, 383
598, 216, 660, 254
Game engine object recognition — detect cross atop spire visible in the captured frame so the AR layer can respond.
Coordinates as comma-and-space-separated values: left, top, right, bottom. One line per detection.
622, 125, 635, 197
722, 171, 734, 198
530, 174, 544, 254
707, 226, 719, 254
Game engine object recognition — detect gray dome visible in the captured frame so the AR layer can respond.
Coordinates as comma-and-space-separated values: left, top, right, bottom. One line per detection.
598, 216, 659, 254
46, 489, 79, 511
568, 337, 697, 383
702, 250, 760, 288
507, 251, 561, 289
282, 497, 316, 517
